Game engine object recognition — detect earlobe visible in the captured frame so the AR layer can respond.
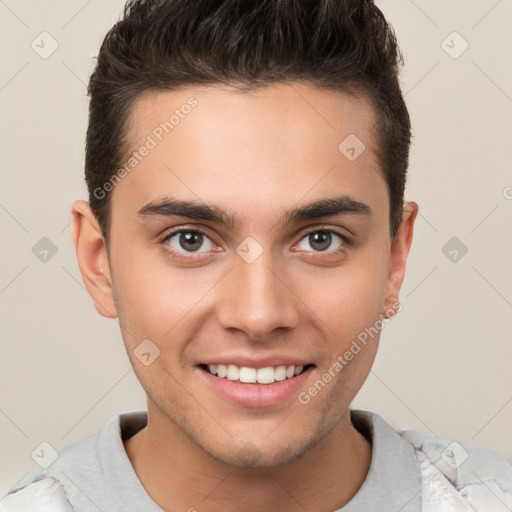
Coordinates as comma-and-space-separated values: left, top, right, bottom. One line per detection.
382, 201, 419, 317
382, 294, 401, 319
71, 200, 118, 318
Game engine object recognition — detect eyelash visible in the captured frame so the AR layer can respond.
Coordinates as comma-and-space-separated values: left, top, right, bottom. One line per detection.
159, 226, 352, 261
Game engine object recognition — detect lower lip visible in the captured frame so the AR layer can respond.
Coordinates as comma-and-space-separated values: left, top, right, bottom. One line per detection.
196, 366, 315, 408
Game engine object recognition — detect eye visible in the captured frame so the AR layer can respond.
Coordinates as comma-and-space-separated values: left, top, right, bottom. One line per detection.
295, 229, 348, 253
163, 229, 215, 255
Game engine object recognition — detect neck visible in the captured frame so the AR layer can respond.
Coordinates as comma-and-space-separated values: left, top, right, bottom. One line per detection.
124, 402, 372, 512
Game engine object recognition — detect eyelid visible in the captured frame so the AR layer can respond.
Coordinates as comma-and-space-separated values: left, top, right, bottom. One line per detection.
295, 224, 353, 244
160, 224, 215, 242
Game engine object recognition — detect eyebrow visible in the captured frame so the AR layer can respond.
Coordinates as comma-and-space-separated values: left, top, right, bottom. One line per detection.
137, 194, 372, 229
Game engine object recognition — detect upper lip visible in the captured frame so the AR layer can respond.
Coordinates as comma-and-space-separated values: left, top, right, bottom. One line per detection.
198, 355, 313, 369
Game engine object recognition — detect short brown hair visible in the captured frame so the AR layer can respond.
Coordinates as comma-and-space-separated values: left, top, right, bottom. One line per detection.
85, 0, 411, 243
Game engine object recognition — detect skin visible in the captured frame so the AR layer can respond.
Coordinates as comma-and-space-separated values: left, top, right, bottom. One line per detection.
71, 82, 418, 511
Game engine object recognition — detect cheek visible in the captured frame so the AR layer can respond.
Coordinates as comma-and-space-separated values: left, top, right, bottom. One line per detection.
111, 250, 215, 348
306, 259, 389, 340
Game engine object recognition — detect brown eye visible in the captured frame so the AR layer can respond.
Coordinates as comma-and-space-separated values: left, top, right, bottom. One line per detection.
179, 231, 203, 251
164, 230, 214, 254
308, 231, 331, 251
297, 230, 346, 253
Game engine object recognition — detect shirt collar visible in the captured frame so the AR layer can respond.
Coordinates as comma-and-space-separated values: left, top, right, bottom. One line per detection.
337, 410, 423, 511
99, 411, 163, 511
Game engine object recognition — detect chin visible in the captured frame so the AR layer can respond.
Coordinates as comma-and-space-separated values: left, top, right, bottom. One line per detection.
198, 432, 316, 469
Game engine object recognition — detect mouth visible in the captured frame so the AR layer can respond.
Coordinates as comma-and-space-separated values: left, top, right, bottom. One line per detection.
196, 362, 316, 408
198, 363, 314, 384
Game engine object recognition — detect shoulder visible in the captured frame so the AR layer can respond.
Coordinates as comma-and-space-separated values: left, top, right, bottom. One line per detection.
0, 433, 100, 511
0, 412, 143, 511
0, 477, 74, 512
400, 428, 512, 511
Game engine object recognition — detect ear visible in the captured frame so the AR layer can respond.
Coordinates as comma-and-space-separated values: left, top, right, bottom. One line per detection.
71, 200, 118, 318
382, 201, 419, 318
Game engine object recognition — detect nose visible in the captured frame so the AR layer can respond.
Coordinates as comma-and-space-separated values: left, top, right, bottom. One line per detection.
216, 251, 300, 341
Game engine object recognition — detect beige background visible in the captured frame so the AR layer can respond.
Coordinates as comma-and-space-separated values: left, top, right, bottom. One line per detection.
1, 0, 511, 496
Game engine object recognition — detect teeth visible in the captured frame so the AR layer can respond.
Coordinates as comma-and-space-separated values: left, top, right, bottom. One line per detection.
256, 367, 275, 384
274, 365, 287, 381
205, 363, 306, 383
226, 364, 239, 381
239, 367, 257, 383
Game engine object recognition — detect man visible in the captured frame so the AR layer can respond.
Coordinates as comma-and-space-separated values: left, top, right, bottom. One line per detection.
1, 0, 510, 510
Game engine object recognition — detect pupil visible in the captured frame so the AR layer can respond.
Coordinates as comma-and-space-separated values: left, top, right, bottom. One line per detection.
310, 231, 331, 251
180, 232, 203, 251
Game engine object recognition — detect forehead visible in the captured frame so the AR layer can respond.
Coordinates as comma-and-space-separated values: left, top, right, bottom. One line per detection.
126, 82, 378, 157
113, 82, 387, 229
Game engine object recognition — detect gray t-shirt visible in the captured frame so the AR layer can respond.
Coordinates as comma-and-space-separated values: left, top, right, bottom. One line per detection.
1, 409, 511, 511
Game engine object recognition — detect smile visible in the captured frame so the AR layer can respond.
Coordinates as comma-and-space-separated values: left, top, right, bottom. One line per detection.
201, 363, 310, 384
196, 362, 315, 407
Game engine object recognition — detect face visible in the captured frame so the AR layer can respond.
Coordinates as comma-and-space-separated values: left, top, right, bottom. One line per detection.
73, 82, 416, 468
